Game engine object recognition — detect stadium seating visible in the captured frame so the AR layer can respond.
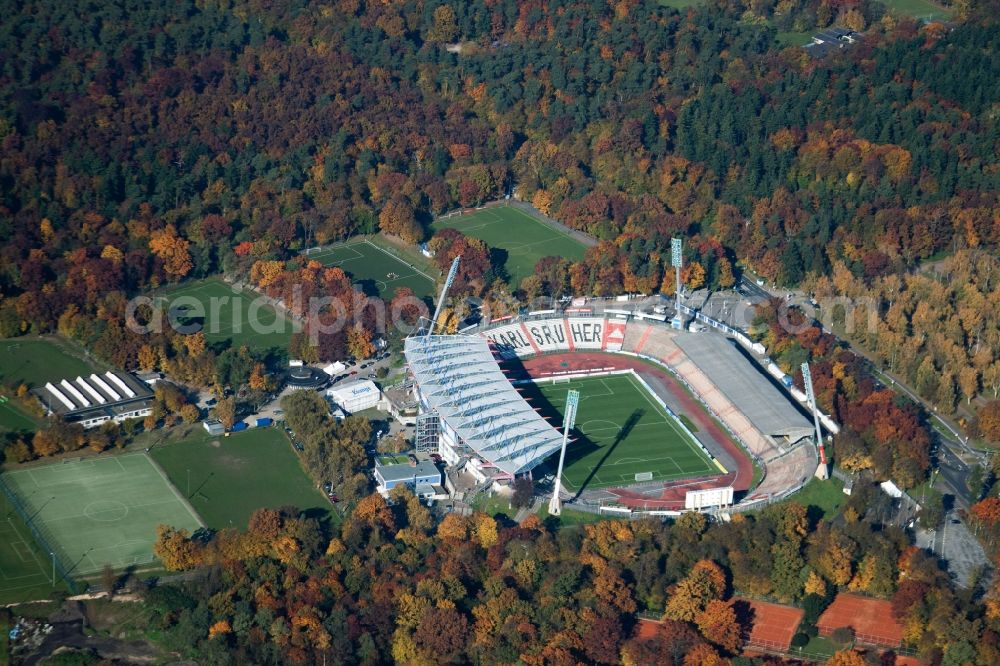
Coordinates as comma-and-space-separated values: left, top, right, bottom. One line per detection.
474, 316, 819, 507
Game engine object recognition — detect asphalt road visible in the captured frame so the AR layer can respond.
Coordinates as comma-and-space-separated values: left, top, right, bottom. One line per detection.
935, 438, 973, 508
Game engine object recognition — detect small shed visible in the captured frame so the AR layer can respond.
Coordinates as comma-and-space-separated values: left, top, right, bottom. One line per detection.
203, 419, 225, 435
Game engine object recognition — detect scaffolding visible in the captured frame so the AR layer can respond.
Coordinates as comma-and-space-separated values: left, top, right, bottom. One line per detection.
415, 411, 440, 452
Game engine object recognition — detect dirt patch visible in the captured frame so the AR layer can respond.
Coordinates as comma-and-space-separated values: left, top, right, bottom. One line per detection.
13, 600, 164, 666
217, 454, 248, 468
209, 439, 221, 448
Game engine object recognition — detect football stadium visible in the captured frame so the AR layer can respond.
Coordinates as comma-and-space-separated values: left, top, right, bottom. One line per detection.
405, 314, 828, 513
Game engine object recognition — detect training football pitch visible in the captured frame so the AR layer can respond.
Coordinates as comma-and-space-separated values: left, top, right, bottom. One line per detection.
525, 373, 719, 493
0, 490, 65, 603
157, 278, 297, 351
307, 238, 436, 300
430, 206, 588, 284
0, 338, 96, 389
0, 401, 38, 433
150, 426, 337, 529
1, 454, 202, 578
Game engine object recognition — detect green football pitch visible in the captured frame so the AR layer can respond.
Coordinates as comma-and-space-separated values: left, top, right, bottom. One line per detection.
0, 338, 96, 388
430, 206, 588, 284
0, 489, 66, 603
0, 401, 38, 433
525, 374, 719, 493
1, 454, 202, 577
150, 426, 337, 529
307, 238, 436, 300
156, 277, 297, 351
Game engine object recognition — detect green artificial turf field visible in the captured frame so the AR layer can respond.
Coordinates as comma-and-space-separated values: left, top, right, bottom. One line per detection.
0, 489, 67, 604
150, 426, 336, 529
307, 238, 436, 300
156, 278, 297, 351
0, 338, 96, 389
525, 373, 717, 493
1, 454, 202, 577
430, 206, 588, 284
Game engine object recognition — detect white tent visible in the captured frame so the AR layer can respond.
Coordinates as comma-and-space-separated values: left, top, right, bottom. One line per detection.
322, 361, 347, 376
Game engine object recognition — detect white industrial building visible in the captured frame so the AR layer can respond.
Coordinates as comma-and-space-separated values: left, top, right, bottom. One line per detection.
326, 379, 382, 413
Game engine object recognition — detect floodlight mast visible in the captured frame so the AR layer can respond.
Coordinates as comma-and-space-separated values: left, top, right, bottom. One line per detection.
671, 238, 683, 330
427, 256, 461, 337
801, 362, 829, 480
548, 389, 580, 516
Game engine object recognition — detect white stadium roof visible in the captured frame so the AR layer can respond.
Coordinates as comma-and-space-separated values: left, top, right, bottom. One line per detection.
404, 335, 565, 475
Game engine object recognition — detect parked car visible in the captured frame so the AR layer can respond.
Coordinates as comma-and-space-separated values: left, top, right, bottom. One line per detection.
349, 370, 358, 376
293, 443, 304, 452
323, 481, 333, 493
328, 494, 339, 504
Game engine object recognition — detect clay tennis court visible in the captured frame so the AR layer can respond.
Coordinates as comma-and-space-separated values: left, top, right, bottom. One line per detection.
818, 593, 903, 648
739, 598, 804, 652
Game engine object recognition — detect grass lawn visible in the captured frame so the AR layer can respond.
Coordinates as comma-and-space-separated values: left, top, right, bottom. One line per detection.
0, 400, 39, 433
537, 503, 610, 528
307, 237, 437, 300
780, 477, 846, 519
377, 454, 411, 465
659, 0, 705, 8
0, 488, 69, 604
776, 30, 814, 47
0, 337, 97, 389
472, 493, 514, 520
150, 426, 336, 530
155, 278, 297, 352
522, 374, 717, 494
795, 635, 839, 659
1, 454, 202, 577
880, 0, 952, 19
430, 206, 588, 285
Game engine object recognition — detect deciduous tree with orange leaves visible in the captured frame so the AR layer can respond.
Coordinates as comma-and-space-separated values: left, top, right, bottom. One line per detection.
695, 599, 743, 653
826, 649, 866, 666
148, 225, 193, 279
664, 559, 727, 622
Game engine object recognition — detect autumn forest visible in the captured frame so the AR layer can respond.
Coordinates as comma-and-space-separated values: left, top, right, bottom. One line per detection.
1, 0, 999, 663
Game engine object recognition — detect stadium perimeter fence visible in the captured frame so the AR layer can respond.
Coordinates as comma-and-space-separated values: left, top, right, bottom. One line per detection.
0, 474, 77, 593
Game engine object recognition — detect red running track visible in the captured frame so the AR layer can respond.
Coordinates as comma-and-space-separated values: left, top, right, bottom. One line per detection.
514, 352, 755, 508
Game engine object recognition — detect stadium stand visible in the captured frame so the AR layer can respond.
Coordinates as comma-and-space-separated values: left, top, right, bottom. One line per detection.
407, 315, 822, 509
673, 334, 814, 450
404, 334, 565, 476
622, 325, 817, 501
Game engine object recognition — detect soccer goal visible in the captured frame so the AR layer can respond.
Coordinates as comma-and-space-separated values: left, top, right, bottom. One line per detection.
634, 471, 654, 482
551, 376, 572, 384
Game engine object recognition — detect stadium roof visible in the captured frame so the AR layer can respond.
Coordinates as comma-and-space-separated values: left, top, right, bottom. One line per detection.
673, 334, 814, 446
404, 334, 565, 475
